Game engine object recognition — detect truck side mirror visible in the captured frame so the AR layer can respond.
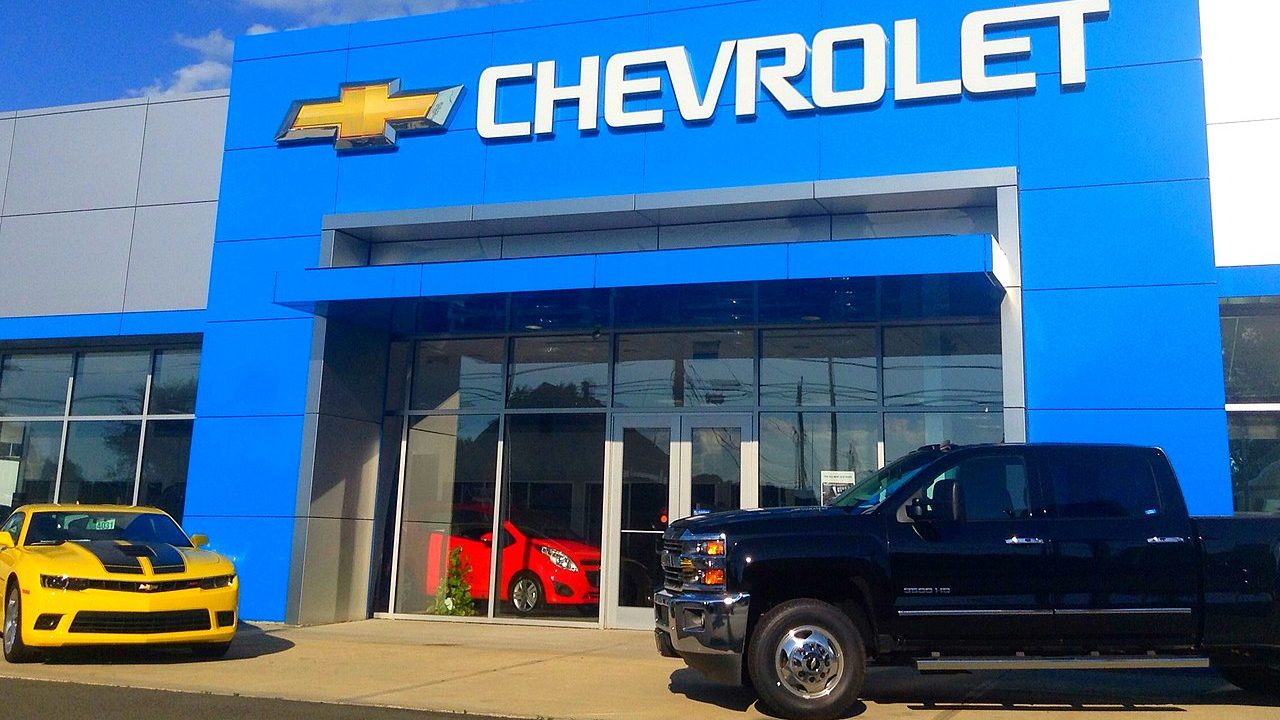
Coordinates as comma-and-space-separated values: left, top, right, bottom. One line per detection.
907, 498, 938, 522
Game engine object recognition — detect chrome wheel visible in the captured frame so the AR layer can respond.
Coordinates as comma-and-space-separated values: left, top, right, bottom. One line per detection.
511, 576, 540, 613
2, 589, 15, 655
774, 624, 845, 700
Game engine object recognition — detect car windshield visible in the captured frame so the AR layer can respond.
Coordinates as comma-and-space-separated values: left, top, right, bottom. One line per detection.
511, 510, 584, 542
830, 450, 943, 511
24, 511, 191, 547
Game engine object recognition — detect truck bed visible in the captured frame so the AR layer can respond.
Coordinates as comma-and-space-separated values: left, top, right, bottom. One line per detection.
1196, 515, 1280, 651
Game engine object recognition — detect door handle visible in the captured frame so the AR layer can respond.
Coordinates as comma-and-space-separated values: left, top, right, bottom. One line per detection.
1005, 537, 1046, 546
1147, 536, 1188, 545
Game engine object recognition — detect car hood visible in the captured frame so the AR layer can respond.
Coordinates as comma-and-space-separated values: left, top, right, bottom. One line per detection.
531, 537, 601, 561
24, 541, 234, 579
671, 505, 874, 538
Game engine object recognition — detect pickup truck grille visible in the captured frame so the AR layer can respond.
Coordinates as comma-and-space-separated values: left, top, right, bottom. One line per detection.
662, 536, 683, 591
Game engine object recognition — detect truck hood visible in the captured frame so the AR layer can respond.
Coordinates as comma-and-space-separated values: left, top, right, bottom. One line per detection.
671, 506, 872, 538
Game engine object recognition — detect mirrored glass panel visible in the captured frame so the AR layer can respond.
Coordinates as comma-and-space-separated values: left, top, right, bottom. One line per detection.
761, 330, 877, 407
615, 283, 754, 328
883, 324, 1002, 407
615, 332, 754, 408
511, 289, 610, 333
1222, 314, 1280, 404
509, 335, 608, 409
619, 426, 670, 609
139, 420, 194, 521
882, 274, 1004, 321
59, 421, 142, 505
0, 421, 60, 508
758, 277, 877, 325
394, 414, 500, 616
884, 412, 1004, 463
0, 354, 72, 417
71, 351, 150, 416
1229, 412, 1280, 513
416, 294, 507, 335
150, 349, 200, 415
496, 414, 605, 620
411, 339, 505, 411
689, 426, 742, 514
760, 413, 880, 507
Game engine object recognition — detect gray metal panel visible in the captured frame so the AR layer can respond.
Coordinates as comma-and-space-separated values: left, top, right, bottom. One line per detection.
318, 317, 390, 423
832, 208, 997, 241
501, 227, 658, 259
295, 516, 376, 625
324, 205, 475, 240
0, 118, 13, 217
308, 415, 383, 520
137, 96, 228, 206
369, 237, 501, 265
636, 182, 825, 225
474, 195, 645, 236
123, 201, 216, 312
0, 208, 133, 316
3, 105, 147, 215
658, 217, 830, 250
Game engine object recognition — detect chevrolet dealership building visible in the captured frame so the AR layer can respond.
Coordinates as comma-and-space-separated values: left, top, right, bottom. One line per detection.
0, 0, 1277, 626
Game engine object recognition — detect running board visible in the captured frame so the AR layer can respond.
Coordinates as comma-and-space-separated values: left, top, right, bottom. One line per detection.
916, 656, 1211, 671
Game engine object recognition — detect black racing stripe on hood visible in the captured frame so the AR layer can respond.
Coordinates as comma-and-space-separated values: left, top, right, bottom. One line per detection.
78, 541, 145, 575
134, 542, 187, 575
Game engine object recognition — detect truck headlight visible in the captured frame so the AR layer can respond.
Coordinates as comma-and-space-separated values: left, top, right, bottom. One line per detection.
539, 546, 579, 572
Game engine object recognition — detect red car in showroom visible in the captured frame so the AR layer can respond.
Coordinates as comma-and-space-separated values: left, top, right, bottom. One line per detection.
426, 508, 600, 615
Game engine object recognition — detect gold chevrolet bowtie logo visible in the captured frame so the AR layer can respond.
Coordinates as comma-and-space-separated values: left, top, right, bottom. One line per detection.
276, 79, 463, 151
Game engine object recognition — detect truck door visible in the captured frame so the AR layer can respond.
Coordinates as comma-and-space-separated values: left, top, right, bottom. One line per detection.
886, 449, 1055, 647
1034, 446, 1200, 647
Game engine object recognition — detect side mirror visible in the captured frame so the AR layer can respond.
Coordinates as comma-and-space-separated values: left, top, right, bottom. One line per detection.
0, 531, 15, 549
480, 532, 493, 546
907, 498, 934, 522
190, 534, 209, 548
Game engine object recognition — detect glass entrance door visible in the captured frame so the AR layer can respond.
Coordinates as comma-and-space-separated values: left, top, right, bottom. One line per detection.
603, 414, 755, 629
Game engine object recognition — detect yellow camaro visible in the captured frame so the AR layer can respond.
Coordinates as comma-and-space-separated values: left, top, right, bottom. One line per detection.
0, 505, 238, 663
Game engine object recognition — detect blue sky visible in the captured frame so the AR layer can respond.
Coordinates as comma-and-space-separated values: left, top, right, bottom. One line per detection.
0, 0, 518, 112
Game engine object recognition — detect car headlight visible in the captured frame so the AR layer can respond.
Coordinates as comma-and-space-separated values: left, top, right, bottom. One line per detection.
41, 575, 89, 591
199, 574, 236, 590
538, 546, 579, 572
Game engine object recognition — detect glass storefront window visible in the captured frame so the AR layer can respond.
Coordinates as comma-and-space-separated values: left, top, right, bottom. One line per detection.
139, 420, 194, 521
1229, 413, 1280, 513
884, 412, 1004, 463
1222, 313, 1280, 404
615, 331, 755, 408
509, 336, 608, 409
689, 425, 742, 514
394, 415, 500, 616
761, 330, 877, 407
615, 283, 755, 328
496, 414, 605, 620
59, 421, 142, 505
511, 289, 610, 333
758, 277, 877, 325
70, 351, 151, 416
0, 421, 60, 508
150, 349, 200, 415
416, 294, 508, 335
0, 354, 73, 417
884, 324, 1002, 407
760, 413, 880, 507
411, 339, 505, 411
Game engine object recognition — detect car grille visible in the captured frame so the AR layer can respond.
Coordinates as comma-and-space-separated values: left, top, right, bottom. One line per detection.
81, 576, 232, 593
585, 571, 600, 589
69, 610, 212, 635
662, 536, 683, 592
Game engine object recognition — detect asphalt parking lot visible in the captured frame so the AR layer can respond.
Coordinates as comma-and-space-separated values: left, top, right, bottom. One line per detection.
0, 621, 1273, 720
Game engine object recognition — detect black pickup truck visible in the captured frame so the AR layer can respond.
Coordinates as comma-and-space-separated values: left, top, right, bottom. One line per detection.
654, 443, 1280, 720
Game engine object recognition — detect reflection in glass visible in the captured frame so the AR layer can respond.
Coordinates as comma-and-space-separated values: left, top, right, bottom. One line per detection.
760, 413, 880, 507
0, 421, 60, 507
71, 351, 150, 416
139, 420, 194, 521
416, 294, 508, 335
615, 283, 755, 328
619, 426, 671, 609
509, 336, 608, 409
615, 332, 754, 408
884, 412, 1003, 464
150, 349, 200, 415
497, 414, 605, 620
1222, 314, 1280, 404
690, 426, 741, 514
0, 354, 72, 417
761, 330, 877, 407
884, 324, 1002, 407
758, 278, 877, 325
1229, 412, 1280, 513
394, 415, 500, 616
411, 339, 505, 411
511, 289, 610, 333
59, 421, 142, 505
881, 274, 1004, 321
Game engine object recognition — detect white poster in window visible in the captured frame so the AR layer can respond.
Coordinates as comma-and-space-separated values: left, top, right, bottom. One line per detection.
821, 470, 857, 506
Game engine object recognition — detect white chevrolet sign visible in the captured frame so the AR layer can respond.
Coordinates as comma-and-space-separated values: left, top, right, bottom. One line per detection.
476, 0, 1111, 139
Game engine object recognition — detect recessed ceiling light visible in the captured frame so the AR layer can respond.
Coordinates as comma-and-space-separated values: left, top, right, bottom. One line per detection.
802, 315, 822, 322
525, 324, 544, 331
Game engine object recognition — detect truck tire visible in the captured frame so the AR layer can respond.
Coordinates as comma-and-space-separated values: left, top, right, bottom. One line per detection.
1219, 664, 1280, 696
747, 599, 866, 720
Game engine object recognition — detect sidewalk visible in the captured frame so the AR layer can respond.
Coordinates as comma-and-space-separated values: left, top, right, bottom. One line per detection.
0, 620, 1270, 720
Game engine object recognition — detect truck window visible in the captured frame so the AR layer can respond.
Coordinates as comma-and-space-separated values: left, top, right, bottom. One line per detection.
918, 455, 1033, 522
1040, 448, 1162, 519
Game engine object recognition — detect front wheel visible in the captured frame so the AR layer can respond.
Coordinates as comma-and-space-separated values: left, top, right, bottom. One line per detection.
509, 572, 544, 616
748, 599, 866, 720
3, 583, 39, 664
1219, 663, 1280, 696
